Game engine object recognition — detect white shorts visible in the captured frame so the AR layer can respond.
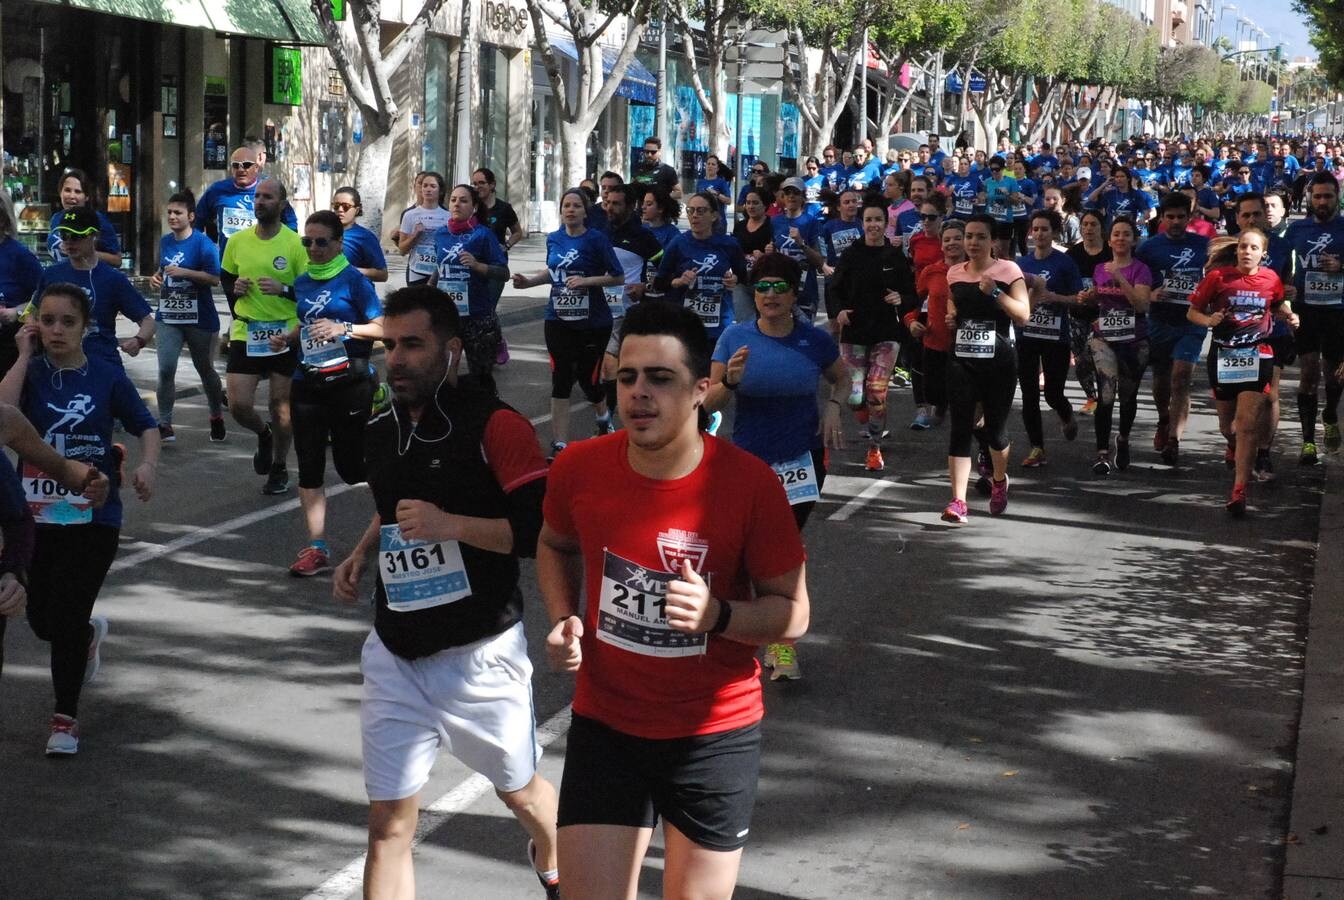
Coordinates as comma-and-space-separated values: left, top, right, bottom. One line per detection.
360, 621, 539, 801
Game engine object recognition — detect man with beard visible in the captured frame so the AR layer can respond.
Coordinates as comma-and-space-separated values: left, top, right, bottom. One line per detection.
332, 284, 561, 900
220, 178, 305, 494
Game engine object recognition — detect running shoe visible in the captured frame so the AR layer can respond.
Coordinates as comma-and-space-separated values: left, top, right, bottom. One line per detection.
865, 445, 885, 472
526, 839, 561, 900
46, 714, 79, 757
1022, 447, 1047, 468
769, 644, 801, 680
910, 412, 932, 431
1327, 423, 1342, 451
1092, 453, 1112, 476
940, 498, 969, 524
763, 644, 780, 668
1079, 397, 1098, 416
289, 546, 331, 578
988, 475, 1009, 516
1301, 441, 1320, 466
889, 367, 911, 388
595, 415, 614, 436
1062, 415, 1078, 442
706, 410, 723, 436
496, 338, 511, 366
1161, 437, 1180, 466
253, 425, 274, 475
262, 464, 291, 496
1226, 483, 1248, 517
157, 423, 176, 444
547, 441, 567, 463
209, 415, 227, 442
1115, 437, 1130, 471
84, 615, 108, 685
1254, 449, 1275, 482
1153, 425, 1168, 452
1224, 444, 1236, 470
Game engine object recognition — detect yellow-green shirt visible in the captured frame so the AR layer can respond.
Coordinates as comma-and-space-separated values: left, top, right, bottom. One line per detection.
221, 225, 307, 341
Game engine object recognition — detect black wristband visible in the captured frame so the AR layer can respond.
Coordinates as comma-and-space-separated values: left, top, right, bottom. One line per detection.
722, 377, 739, 391
709, 598, 732, 634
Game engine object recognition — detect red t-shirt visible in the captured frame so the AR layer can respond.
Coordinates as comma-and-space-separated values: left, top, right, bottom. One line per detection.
1189, 265, 1283, 349
913, 260, 954, 351
908, 232, 944, 277
544, 431, 806, 739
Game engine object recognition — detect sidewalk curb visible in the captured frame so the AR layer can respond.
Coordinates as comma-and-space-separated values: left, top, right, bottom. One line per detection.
1284, 461, 1344, 900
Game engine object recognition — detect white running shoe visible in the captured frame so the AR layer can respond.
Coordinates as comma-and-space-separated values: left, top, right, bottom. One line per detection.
84, 615, 109, 685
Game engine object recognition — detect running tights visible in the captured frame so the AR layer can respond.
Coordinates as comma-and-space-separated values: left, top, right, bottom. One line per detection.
1069, 318, 1098, 400
1017, 338, 1074, 447
1089, 337, 1150, 450
291, 374, 374, 490
841, 341, 898, 438
947, 348, 1018, 458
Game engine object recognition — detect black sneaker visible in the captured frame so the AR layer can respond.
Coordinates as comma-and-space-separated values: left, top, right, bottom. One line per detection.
526, 839, 560, 900
1115, 437, 1130, 471
262, 464, 290, 495
209, 416, 227, 442
158, 423, 176, 444
253, 426, 274, 475
1254, 449, 1275, 482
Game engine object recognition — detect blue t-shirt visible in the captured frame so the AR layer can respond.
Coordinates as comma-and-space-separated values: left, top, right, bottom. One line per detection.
1015, 250, 1082, 343
821, 218, 863, 266
820, 164, 847, 192
47, 209, 121, 265
1193, 187, 1221, 215
1286, 215, 1344, 307
848, 160, 884, 191
1010, 179, 1037, 220
432, 224, 507, 318
1104, 188, 1152, 224
657, 233, 748, 341
894, 207, 924, 252
19, 353, 156, 528
945, 175, 979, 218
802, 174, 827, 218
155, 230, 221, 332
544, 228, 622, 328
770, 212, 821, 310
1136, 231, 1210, 325
711, 320, 839, 463
647, 222, 682, 249
0, 237, 42, 310
292, 264, 384, 379
696, 177, 733, 234
194, 178, 299, 254
342, 223, 388, 273
36, 261, 152, 368
983, 176, 1017, 222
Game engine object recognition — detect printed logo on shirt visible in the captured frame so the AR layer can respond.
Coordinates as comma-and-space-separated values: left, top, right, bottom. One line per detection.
1306, 233, 1334, 263
306, 289, 334, 318
43, 395, 95, 444
1170, 247, 1197, 269
694, 254, 720, 274
655, 527, 709, 573
273, 256, 289, 271
548, 248, 582, 281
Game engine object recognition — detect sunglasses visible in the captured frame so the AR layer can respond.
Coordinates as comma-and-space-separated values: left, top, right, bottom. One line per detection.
300, 237, 335, 248
331, 202, 356, 212
754, 280, 793, 294
920, 213, 941, 221
685, 205, 713, 215
230, 161, 257, 171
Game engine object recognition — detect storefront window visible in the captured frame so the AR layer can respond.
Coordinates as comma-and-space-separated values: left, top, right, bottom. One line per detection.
423, 35, 454, 176
479, 44, 510, 196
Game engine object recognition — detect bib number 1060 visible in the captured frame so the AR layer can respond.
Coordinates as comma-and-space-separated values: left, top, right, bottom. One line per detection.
384, 543, 449, 574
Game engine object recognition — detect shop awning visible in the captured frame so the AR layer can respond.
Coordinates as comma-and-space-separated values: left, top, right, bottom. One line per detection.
548, 37, 659, 105
27, 0, 326, 45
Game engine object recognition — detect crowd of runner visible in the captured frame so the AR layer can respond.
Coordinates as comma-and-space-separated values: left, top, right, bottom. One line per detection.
0, 127, 1341, 898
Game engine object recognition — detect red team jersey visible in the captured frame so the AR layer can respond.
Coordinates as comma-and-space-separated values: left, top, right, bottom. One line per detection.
544, 431, 806, 739
1189, 265, 1284, 349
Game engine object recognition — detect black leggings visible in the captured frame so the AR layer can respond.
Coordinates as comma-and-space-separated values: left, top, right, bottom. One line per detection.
1017, 337, 1074, 447
27, 523, 120, 718
1088, 337, 1150, 449
461, 314, 503, 395
291, 373, 374, 491
947, 345, 1018, 458
790, 447, 828, 531
922, 347, 948, 414
545, 320, 610, 404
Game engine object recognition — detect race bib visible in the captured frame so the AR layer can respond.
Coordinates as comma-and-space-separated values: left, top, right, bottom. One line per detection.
596, 549, 707, 658
1021, 306, 1064, 342
1098, 308, 1136, 342
159, 290, 199, 325
604, 285, 627, 316
1216, 345, 1260, 384
246, 319, 288, 357
379, 524, 473, 613
954, 197, 974, 216
300, 324, 348, 370
954, 319, 996, 359
410, 243, 438, 276
22, 460, 92, 525
770, 451, 820, 506
685, 293, 722, 328
443, 279, 470, 316
1081, 276, 1094, 292
1304, 270, 1344, 306
1162, 274, 1199, 302
553, 287, 589, 321
220, 207, 255, 238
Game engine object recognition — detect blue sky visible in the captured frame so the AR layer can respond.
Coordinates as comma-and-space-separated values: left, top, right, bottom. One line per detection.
1217, 0, 1314, 60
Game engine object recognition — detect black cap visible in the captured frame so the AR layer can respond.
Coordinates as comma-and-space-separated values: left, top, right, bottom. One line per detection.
55, 207, 99, 236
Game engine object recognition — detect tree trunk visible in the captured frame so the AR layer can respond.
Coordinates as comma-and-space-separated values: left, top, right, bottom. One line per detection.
353, 117, 396, 237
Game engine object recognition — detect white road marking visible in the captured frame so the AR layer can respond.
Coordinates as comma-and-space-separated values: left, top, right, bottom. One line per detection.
827, 478, 896, 521
301, 706, 573, 900
528, 401, 591, 428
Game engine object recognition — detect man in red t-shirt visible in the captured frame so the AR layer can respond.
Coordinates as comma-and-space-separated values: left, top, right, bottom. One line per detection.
539, 300, 809, 898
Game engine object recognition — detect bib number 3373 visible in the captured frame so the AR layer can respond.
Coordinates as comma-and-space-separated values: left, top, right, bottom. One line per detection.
597, 549, 708, 658
379, 524, 473, 613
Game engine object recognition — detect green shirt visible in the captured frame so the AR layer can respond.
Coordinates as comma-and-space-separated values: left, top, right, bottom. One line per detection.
221, 225, 307, 341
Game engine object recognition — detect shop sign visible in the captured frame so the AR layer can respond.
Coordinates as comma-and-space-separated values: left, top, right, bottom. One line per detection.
203, 77, 229, 170
268, 46, 303, 107
483, 0, 527, 43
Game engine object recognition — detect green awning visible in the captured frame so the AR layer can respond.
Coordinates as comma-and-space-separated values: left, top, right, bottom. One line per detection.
26, 0, 326, 45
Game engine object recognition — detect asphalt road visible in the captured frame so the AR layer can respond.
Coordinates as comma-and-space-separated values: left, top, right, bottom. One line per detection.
0, 279, 1322, 899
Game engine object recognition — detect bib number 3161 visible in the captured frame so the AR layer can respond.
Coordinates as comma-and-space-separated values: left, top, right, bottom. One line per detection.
379, 524, 473, 612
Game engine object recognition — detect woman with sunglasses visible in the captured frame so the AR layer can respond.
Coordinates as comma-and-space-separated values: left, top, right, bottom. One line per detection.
46, 168, 121, 267
939, 215, 1030, 524
706, 252, 846, 680
332, 187, 388, 283
830, 198, 917, 471
657, 193, 748, 345
270, 211, 384, 576
802, 156, 826, 217
395, 171, 449, 286
428, 185, 509, 393
736, 162, 770, 209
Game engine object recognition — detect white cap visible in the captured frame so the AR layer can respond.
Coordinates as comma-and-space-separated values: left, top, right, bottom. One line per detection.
1076, 166, 1093, 181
